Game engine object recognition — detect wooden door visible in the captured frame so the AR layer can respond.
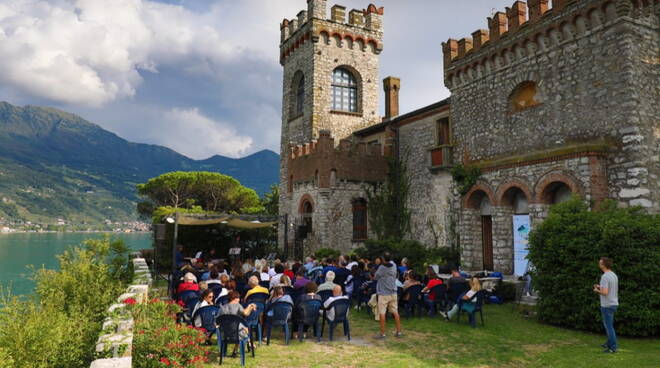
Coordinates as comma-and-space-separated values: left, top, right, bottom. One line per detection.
481, 216, 494, 271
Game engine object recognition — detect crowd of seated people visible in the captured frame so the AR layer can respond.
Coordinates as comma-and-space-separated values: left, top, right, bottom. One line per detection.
171, 248, 482, 349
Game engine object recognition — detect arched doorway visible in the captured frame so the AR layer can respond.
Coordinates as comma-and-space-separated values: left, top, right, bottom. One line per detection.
500, 186, 532, 275
545, 182, 572, 204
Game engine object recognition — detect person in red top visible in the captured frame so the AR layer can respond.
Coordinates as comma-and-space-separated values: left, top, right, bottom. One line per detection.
422, 269, 444, 301
283, 262, 295, 280
177, 272, 200, 295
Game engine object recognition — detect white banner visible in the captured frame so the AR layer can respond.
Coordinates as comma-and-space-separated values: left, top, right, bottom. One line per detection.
513, 215, 531, 276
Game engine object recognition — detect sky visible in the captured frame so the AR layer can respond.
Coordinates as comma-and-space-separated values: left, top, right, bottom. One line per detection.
0, 0, 514, 159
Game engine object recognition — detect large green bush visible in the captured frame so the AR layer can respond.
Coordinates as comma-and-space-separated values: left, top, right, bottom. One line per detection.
528, 198, 660, 337
0, 237, 130, 367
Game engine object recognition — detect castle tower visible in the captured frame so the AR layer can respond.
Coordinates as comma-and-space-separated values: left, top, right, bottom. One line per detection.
278, 1, 386, 257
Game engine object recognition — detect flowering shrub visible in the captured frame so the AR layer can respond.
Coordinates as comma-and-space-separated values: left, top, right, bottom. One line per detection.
132, 300, 210, 368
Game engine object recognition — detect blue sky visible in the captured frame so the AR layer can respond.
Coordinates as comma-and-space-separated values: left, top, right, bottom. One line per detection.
0, 0, 514, 159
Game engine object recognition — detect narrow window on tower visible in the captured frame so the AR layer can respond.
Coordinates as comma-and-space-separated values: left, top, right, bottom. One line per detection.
332, 67, 358, 112
291, 71, 305, 117
437, 118, 450, 145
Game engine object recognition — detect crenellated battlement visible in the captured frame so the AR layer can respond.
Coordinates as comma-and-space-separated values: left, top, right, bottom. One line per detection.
280, 1, 384, 65
442, 0, 660, 89
287, 130, 388, 189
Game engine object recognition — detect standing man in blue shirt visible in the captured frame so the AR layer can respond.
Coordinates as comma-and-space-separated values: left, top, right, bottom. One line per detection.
593, 257, 619, 353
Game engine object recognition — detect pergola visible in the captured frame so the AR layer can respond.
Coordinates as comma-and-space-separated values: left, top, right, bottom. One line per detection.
164, 212, 278, 275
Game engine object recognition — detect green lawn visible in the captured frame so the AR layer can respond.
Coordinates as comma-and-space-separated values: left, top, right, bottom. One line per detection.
202, 304, 660, 368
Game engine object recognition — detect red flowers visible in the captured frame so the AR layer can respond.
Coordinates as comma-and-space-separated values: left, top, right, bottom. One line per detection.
160, 357, 170, 365
123, 298, 137, 305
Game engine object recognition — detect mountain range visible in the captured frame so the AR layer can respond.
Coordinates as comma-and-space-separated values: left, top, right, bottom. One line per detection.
0, 102, 279, 224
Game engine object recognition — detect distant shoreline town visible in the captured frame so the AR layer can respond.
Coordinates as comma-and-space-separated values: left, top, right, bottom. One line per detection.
0, 219, 151, 234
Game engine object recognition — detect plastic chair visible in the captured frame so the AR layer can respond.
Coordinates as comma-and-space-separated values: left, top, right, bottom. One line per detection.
447, 281, 469, 307
264, 302, 293, 345
425, 284, 448, 316
192, 305, 220, 340
318, 290, 333, 303
282, 286, 295, 296
179, 290, 200, 321
216, 314, 254, 366
296, 299, 322, 342
457, 290, 486, 328
208, 284, 224, 298
215, 295, 230, 306
246, 292, 269, 305
259, 280, 270, 289
321, 298, 351, 341
244, 300, 265, 345
401, 284, 423, 317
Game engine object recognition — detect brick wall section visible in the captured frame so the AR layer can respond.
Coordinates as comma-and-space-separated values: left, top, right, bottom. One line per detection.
288, 130, 388, 188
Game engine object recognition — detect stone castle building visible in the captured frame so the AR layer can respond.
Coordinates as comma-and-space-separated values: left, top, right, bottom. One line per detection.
278, 0, 660, 274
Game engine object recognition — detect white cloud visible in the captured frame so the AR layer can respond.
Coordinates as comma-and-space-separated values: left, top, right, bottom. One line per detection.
153, 107, 253, 159
0, 0, 232, 106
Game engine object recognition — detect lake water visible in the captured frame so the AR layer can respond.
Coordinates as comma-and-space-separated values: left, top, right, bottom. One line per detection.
0, 232, 152, 295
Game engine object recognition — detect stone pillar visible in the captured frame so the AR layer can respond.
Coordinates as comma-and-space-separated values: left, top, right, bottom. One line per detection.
307, 0, 327, 20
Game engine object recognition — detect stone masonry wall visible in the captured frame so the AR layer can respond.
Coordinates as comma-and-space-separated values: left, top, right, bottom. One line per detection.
398, 110, 454, 248
445, 0, 659, 213
279, 2, 386, 252
443, 0, 660, 272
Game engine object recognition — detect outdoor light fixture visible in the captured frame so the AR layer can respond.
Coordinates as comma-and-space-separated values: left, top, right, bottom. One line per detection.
165, 217, 175, 224
250, 220, 261, 224
221, 221, 228, 224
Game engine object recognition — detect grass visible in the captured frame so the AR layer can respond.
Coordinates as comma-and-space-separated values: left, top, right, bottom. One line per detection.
202, 304, 660, 368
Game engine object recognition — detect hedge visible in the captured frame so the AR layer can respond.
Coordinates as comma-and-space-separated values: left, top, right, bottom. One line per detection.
354, 239, 460, 273
528, 198, 660, 337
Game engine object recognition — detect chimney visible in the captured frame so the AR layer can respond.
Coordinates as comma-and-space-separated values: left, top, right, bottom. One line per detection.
383, 76, 401, 120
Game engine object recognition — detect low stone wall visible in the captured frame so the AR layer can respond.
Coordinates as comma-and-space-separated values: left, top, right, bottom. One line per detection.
89, 256, 152, 368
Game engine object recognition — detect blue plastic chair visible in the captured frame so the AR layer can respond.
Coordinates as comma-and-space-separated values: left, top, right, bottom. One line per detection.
192, 305, 220, 340
357, 280, 376, 312
208, 284, 224, 297
296, 299, 322, 342
215, 295, 230, 306
259, 280, 270, 289
244, 300, 265, 345
457, 290, 486, 328
318, 290, 333, 303
246, 292, 269, 305
179, 290, 200, 321
401, 284, 424, 317
216, 314, 254, 366
321, 298, 351, 341
264, 302, 293, 345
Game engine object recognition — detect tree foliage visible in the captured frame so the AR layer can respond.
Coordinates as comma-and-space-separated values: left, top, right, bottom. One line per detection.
136, 171, 263, 220
364, 156, 411, 242
528, 197, 660, 337
0, 236, 131, 367
262, 184, 279, 216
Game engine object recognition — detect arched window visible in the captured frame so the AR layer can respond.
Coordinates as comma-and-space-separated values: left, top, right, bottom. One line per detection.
352, 199, 368, 241
332, 67, 358, 112
291, 71, 305, 116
